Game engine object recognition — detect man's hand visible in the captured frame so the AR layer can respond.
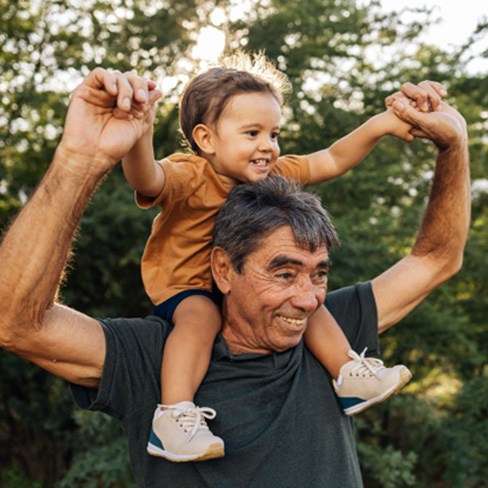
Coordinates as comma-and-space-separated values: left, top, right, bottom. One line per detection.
386, 81, 466, 151
385, 80, 447, 112
59, 68, 162, 172
391, 99, 467, 151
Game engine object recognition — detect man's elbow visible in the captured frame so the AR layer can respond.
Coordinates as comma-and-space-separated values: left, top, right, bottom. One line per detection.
448, 253, 464, 278
0, 316, 38, 354
434, 251, 465, 286
0, 297, 44, 353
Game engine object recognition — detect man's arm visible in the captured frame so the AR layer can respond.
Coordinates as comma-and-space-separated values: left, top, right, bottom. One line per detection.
372, 94, 470, 333
0, 68, 161, 386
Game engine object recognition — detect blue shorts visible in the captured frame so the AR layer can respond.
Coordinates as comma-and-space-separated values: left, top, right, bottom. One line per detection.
153, 289, 222, 323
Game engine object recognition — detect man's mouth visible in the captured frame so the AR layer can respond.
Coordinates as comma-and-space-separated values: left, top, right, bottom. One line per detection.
276, 314, 307, 326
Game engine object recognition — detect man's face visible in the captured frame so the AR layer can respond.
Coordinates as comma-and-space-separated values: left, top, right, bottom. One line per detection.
221, 226, 331, 355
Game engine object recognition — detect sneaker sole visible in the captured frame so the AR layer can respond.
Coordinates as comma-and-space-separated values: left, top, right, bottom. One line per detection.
343, 369, 412, 416
147, 442, 225, 462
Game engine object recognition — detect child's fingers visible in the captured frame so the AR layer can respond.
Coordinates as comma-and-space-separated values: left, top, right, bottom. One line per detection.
113, 71, 135, 112
124, 71, 151, 104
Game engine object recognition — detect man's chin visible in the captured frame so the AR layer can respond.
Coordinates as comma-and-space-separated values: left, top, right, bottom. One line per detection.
271, 334, 304, 353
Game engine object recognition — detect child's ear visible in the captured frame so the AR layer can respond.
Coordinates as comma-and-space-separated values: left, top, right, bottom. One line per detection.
192, 124, 215, 154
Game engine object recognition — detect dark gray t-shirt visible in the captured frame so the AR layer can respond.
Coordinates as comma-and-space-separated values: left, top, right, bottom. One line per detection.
72, 282, 379, 488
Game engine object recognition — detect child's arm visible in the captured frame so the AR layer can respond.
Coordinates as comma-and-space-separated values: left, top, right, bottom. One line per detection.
121, 123, 166, 198
306, 109, 414, 185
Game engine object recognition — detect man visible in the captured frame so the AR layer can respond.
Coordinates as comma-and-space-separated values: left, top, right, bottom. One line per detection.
0, 69, 470, 487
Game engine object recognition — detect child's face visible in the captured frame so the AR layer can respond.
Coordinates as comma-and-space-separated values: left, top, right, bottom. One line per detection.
206, 92, 281, 182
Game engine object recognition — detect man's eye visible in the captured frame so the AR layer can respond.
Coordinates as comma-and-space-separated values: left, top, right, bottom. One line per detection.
312, 271, 329, 283
276, 272, 293, 281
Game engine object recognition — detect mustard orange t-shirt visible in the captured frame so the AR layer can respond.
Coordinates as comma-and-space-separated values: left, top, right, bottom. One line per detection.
137, 153, 312, 305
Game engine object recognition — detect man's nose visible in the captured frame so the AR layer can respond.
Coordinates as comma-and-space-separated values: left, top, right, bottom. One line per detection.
291, 279, 321, 312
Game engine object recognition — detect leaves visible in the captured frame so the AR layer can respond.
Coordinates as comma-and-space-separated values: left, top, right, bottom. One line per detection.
0, 0, 487, 486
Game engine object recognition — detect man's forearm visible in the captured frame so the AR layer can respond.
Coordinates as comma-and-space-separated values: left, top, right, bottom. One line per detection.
412, 137, 470, 267
0, 147, 105, 346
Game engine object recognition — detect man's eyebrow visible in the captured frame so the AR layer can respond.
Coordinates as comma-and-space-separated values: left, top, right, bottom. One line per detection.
268, 256, 332, 270
268, 255, 303, 270
318, 260, 333, 269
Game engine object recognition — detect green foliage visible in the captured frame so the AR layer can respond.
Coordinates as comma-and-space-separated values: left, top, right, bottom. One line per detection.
0, 353, 76, 486
0, 0, 487, 486
58, 412, 134, 488
435, 376, 488, 487
61, 168, 157, 317
1, 461, 47, 488
359, 442, 417, 488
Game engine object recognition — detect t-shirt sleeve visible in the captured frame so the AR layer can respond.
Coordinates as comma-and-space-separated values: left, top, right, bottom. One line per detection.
325, 281, 380, 356
70, 316, 170, 420
271, 154, 312, 185
135, 158, 198, 209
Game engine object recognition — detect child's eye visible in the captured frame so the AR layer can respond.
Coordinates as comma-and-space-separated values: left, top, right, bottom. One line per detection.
247, 130, 259, 137
271, 132, 280, 140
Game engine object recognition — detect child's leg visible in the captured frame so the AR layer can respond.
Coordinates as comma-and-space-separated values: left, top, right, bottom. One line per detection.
148, 295, 225, 462
304, 305, 351, 379
305, 305, 412, 416
161, 294, 221, 405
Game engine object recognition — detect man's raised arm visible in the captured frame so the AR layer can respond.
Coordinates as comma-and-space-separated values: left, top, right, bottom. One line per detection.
372, 89, 470, 332
0, 69, 161, 385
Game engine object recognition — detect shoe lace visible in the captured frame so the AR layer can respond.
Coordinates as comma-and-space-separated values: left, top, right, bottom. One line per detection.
165, 404, 217, 441
348, 348, 385, 378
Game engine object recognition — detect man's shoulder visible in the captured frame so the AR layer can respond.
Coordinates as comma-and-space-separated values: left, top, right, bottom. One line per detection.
326, 282, 373, 307
99, 315, 171, 345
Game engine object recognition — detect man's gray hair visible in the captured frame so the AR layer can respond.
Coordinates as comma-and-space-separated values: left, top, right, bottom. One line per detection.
213, 176, 339, 272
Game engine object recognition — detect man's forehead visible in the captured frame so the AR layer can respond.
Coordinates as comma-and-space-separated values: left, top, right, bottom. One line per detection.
257, 227, 329, 263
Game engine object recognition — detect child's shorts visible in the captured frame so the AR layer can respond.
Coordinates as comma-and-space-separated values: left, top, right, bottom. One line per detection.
153, 289, 223, 323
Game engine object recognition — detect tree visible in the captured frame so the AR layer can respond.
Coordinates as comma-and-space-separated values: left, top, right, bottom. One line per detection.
0, 0, 207, 485
1, 0, 486, 485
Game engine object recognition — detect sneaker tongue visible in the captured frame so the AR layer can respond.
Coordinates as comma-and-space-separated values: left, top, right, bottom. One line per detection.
174, 401, 196, 410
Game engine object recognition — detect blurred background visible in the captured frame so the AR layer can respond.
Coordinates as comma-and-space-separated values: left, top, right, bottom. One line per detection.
0, 0, 486, 486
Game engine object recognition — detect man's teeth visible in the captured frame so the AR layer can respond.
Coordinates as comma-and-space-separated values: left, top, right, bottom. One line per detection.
278, 315, 306, 325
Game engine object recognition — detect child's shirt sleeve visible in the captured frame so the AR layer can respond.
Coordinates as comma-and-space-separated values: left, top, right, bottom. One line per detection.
271, 154, 312, 184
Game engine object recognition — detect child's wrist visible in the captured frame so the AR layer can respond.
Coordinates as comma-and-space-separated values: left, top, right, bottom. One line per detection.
370, 112, 390, 137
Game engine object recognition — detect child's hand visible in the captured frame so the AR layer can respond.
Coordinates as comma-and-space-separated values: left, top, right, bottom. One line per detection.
381, 80, 448, 143
111, 71, 160, 130
377, 108, 415, 142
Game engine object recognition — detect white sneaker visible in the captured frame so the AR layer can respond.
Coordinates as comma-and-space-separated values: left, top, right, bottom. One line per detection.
333, 349, 412, 416
147, 401, 225, 462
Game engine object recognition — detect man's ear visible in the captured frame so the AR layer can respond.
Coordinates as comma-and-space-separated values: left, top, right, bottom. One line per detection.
192, 124, 215, 155
211, 247, 232, 294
